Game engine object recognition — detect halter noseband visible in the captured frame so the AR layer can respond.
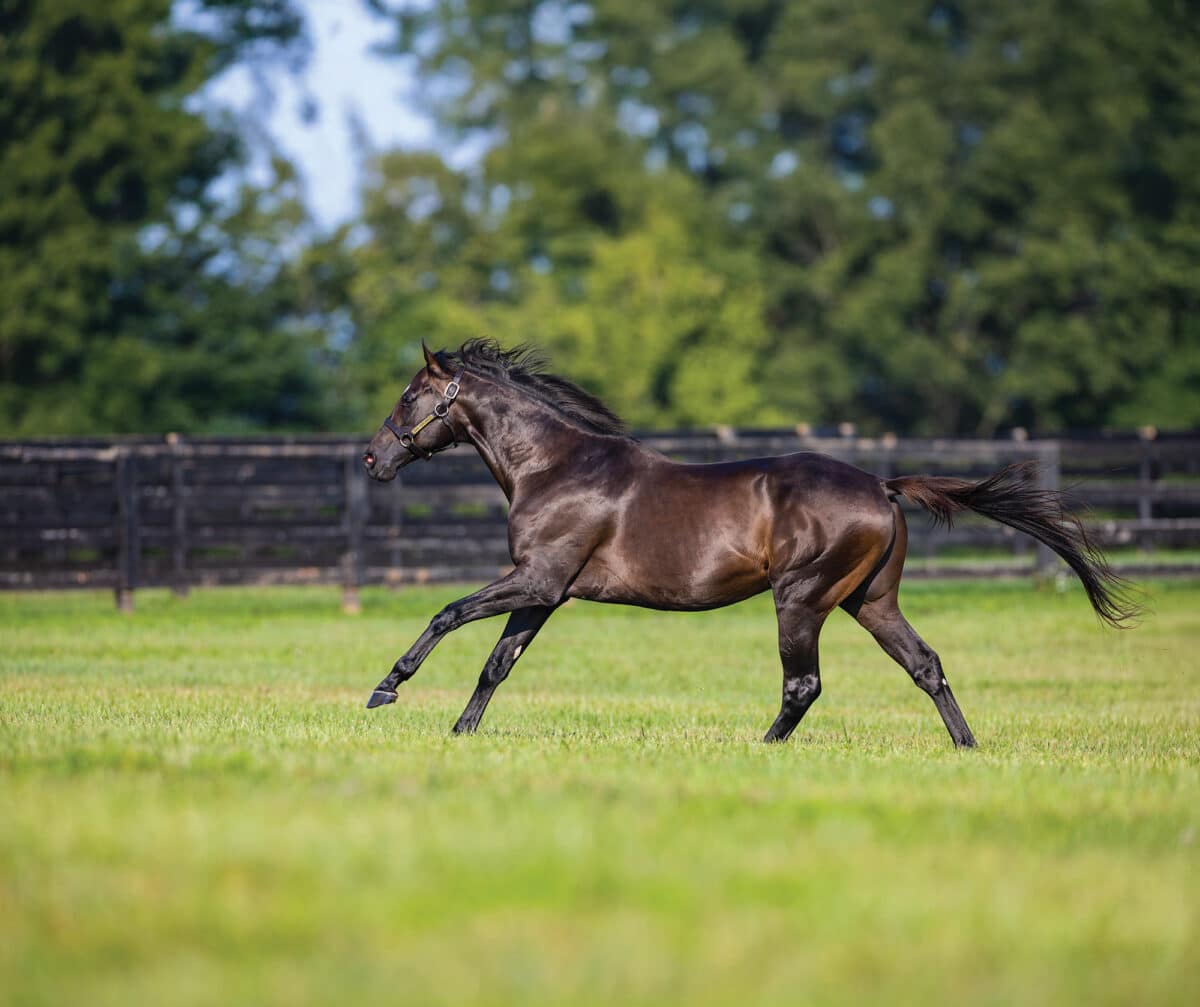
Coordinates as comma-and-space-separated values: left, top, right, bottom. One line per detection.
381, 367, 465, 461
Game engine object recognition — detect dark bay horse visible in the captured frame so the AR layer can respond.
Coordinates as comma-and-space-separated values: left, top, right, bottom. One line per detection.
361, 341, 1135, 747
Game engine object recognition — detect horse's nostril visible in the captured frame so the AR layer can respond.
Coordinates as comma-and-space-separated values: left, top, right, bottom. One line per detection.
363, 452, 376, 468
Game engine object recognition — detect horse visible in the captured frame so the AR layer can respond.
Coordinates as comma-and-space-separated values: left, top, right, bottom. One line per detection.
361, 340, 1136, 746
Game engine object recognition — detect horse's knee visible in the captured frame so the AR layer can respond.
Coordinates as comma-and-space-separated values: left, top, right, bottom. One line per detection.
909, 651, 946, 695
479, 653, 511, 688
430, 607, 460, 636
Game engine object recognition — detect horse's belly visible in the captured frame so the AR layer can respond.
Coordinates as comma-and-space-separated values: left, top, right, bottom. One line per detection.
568, 545, 769, 611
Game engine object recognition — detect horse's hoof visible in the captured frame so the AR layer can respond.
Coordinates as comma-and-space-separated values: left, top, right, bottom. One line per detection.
366, 689, 398, 709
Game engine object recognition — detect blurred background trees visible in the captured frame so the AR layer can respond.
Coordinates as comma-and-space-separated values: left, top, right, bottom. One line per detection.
3, 0, 1198, 435
0, 0, 324, 433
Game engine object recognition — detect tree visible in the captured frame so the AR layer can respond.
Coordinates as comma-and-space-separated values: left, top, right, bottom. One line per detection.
0, 0, 324, 434
358, 0, 1200, 433
298, 122, 785, 429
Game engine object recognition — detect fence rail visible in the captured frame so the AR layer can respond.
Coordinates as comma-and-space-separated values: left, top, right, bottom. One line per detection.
2, 431, 1198, 609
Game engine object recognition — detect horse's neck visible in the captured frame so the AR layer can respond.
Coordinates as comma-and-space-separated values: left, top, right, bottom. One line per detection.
460, 389, 608, 501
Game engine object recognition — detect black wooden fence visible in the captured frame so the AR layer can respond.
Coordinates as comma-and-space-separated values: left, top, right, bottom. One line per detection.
3, 430, 1198, 610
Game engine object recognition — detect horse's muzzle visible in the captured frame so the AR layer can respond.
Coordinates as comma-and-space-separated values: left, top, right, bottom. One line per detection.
362, 450, 405, 481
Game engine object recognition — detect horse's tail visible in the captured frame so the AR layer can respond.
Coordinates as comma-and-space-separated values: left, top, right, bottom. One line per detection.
884, 461, 1140, 628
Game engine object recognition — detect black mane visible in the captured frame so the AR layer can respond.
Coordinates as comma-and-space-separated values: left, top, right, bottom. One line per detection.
442, 339, 630, 438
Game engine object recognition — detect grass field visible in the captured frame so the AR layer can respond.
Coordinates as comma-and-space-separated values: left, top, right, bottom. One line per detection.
1, 579, 1197, 1006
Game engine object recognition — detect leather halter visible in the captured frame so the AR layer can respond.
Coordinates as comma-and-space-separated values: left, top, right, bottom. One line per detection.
380, 367, 465, 461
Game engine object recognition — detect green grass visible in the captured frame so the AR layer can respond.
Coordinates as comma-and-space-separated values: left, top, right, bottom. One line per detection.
1, 580, 1197, 1006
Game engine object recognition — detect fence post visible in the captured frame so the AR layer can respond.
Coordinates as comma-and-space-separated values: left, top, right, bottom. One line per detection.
877, 432, 898, 480
1137, 424, 1156, 547
168, 434, 189, 597
342, 452, 367, 614
390, 471, 405, 584
114, 449, 140, 612
1010, 429, 1029, 566
1035, 441, 1061, 577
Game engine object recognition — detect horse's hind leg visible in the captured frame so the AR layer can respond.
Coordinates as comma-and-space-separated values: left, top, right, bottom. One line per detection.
763, 583, 828, 743
855, 591, 976, 748
841, 502, 975, 748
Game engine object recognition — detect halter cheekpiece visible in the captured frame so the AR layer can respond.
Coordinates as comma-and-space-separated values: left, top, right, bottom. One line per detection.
381, 367, 465, 461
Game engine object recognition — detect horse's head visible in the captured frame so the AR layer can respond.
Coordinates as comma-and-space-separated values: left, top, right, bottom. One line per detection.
362, 344, 465, 481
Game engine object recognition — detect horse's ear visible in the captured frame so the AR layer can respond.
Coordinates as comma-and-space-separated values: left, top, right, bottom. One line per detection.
422, 341, 450, 377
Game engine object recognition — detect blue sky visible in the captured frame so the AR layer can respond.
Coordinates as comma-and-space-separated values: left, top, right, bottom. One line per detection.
205, 0, 433, 228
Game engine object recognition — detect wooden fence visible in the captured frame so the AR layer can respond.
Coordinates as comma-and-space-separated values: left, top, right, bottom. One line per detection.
2, 431, 1198, 610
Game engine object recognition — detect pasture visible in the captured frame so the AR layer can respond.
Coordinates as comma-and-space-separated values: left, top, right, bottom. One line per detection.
1, 580, 1197, 1006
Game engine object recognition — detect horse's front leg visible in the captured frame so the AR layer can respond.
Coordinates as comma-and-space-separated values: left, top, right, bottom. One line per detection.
451, 604, 556, 734
365, 566, 563, 709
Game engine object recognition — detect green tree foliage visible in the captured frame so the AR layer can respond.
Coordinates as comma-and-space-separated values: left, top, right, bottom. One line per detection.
0, 0, 324, 434
337, 0, 1200, 433
4, 1, 1196, 435
300, 144, 780, 428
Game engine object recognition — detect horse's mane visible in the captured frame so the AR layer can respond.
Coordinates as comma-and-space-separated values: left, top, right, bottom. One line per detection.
442, 339, 630, 438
